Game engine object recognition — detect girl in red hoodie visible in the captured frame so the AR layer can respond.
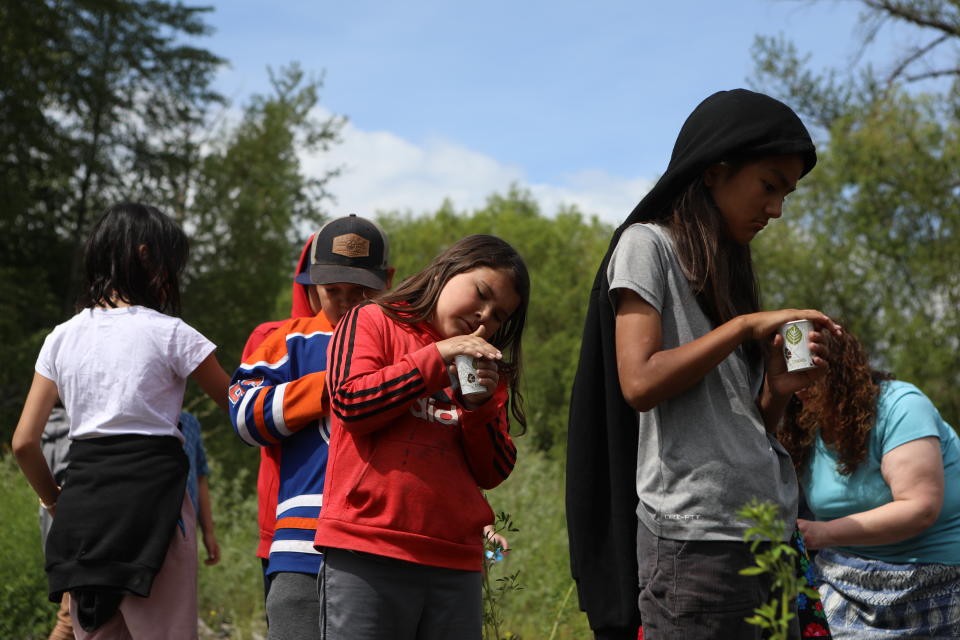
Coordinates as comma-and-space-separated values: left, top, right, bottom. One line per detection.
314, 234, 529, 640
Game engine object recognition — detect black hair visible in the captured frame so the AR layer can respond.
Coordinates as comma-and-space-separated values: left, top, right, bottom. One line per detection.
77, 202, 189, 315
377, 234, 530, 432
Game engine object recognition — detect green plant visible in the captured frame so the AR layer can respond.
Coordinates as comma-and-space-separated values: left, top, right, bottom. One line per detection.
0, 454, 59, 640
737, 499, 821, 640
196, 457, 267, 638
547, 582, 576, 640
485, 447, 590, 638
482, 510, 522, 640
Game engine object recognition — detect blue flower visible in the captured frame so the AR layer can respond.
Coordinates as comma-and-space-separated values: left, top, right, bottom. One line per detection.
485, 549, 504, 563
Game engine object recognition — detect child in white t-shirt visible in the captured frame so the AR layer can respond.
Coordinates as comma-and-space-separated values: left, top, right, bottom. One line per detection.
12, 202, 230, 640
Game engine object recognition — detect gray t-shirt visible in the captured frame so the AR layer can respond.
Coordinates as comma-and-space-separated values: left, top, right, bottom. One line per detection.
608, 223, 798, 541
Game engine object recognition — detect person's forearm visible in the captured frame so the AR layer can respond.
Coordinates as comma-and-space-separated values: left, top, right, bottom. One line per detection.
814, 499, 940, 547
12, 373, 61, 506
13, 442, 60, 507
198, 477, 215, 534
193, 352, 230, 414
620, 316, 749, 411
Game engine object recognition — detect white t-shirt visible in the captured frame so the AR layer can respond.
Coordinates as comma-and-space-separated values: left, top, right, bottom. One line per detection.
36, 306, 215, 442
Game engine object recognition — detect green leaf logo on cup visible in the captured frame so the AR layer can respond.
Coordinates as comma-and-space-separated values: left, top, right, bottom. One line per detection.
785, 324, 803, 346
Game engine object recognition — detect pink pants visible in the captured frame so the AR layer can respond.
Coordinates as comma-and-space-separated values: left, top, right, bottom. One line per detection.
70, 493, 198, 640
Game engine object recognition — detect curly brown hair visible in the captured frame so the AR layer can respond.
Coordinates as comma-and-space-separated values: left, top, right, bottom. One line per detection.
779, 329, 893, 476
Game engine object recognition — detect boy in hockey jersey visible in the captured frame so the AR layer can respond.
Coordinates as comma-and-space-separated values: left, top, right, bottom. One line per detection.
241, 229, 320, 603
229, 214, 392, 640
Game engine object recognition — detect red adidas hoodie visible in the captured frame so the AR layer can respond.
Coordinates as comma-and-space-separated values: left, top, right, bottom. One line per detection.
241, 235, 316, 560
314, 302, 517, 571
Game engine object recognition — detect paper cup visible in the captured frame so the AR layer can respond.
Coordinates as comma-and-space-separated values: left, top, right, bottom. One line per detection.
779, 319, 816, 372
455, 354, 487, 397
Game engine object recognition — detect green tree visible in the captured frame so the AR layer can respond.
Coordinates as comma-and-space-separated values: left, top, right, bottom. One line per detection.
754, 94, 960, 425
0, 5, 346, 464
751, 0, 960, 427
1, 0, 226, 299
1, 0, 225, 444
181, 65, 344, 473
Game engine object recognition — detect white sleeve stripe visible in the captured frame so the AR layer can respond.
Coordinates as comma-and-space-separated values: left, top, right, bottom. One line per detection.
272, 382, 292, 436
236, 387, 260, 446
269, 540, 322, 555
277, 493, 323, 516
238, 334, 332, 371
237, 354, 289, 371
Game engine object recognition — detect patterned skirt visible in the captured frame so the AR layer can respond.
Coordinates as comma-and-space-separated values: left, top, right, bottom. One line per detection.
814, 547, 960, 639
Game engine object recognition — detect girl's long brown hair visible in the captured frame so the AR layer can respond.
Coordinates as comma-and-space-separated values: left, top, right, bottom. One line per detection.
375, 235, 530, 432
779, 330, 893, 475
665, 168, 762, 364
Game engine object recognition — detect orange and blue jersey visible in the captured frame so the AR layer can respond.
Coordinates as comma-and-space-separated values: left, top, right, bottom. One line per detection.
229, 311, 334, 577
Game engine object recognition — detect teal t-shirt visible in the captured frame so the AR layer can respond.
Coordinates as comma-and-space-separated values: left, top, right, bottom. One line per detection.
803, 380, 960, 564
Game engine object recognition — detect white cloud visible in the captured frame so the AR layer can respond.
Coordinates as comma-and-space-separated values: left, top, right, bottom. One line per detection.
530, 171, 656, 227
299, 110, 653, 226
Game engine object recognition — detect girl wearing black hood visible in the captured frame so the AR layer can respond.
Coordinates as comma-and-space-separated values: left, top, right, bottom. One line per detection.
566, 89, 842, 639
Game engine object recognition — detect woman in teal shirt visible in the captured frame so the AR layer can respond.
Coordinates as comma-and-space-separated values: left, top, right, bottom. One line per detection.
780, 329, 960, 638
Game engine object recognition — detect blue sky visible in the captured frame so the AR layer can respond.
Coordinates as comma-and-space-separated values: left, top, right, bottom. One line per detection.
202, 1, 901, 224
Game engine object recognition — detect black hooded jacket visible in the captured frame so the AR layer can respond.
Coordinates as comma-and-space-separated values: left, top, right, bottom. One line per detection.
565, 89, 816, 639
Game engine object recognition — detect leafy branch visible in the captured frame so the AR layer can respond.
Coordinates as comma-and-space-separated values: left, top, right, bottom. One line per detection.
482, 511, 522, 640
737, 500, 821, 640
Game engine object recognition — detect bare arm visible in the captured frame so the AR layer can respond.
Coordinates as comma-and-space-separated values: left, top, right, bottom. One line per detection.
798, 437, 944, 549
12, 373, 62, 509
614, 289, 838, 412
191, 351, 231, 414
614, 291, 748, 411
197, 475, 221, 566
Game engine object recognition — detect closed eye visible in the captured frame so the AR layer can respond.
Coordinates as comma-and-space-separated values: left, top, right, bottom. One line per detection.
768, 168, 797, 195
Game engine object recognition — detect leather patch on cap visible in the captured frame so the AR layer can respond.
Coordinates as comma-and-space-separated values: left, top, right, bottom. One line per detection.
331, 233, 370, 258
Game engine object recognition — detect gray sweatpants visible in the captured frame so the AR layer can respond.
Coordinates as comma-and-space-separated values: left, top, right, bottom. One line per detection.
266, 571, 321, 640
319, 547, 481, 640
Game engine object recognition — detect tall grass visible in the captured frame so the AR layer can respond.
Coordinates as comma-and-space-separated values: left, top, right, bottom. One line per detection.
197, 458, 267, 638
483, 444, 591, 639
0, 455, 57, 640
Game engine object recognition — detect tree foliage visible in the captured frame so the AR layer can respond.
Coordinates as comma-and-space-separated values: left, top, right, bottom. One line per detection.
1, 0, 226, 284
0, 3, 343, 455
182, 66, 344, 469
1, 0, 224, 442
751, 0, 960, 427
